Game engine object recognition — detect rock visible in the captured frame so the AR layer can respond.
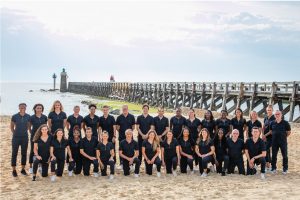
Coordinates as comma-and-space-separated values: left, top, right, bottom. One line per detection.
109, 109, 120, 115
28, 90, 33, 92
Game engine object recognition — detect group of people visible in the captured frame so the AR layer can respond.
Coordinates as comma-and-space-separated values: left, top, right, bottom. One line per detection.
10, 100, 291, 181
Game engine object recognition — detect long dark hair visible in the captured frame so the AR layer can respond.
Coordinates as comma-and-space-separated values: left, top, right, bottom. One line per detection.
234, 108, 244, 119
204, 110, 214, 121
53, 128, 67, 142
33, 124, 50, 142
33, 103, 44, 114
214, 128, 226, 144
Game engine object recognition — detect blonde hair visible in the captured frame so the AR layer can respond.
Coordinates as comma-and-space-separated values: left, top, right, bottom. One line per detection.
147, 130, 160, 152
50, 100, 64, 112
33, 124, 50, 142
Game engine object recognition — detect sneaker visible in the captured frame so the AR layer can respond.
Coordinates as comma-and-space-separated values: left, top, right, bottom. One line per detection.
68, 171, 73, 177
109, 175, 114, 180
32, 176, 36, 181
12, 170, 18, 177
201, 172, 208, 177
29, 168, 33, 174
94, 172, 99, 177
282, 170, 288, 175
50, 175, 56, 182
134, 173, 139, 178
261, 173, 266, 180
172, 171, 177, 177
271, 169, 277, 174
20, 169, 27, 176
157, 172, 161, 177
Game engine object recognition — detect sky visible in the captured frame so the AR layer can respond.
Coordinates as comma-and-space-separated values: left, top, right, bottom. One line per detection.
1, 1, 300, 83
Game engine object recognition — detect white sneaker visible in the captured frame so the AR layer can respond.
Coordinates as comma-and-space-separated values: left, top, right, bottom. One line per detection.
50, 175, 56, 182
29, 168, 33, 174
157, 172, 161, 177
68, 171, 73, 177
172, 171, 177, 177
94, 172, 99, 177
271, 169, 277, 174
261, 173, 266, 180
282, 170, 288, 175
134, 173, 139, 178
201, 172, 207, 177
153, 165, 157, 171
109, 175, 114, 180
117, 165, 123, 170
130, 165, 134, 173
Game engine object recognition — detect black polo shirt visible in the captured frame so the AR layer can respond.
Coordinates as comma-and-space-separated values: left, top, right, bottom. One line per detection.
231, 117, 246, 140
80, 136, 98, 157
142, 140, 158, 159
136, 114, 154, 139
263, 115, 275, 139
11, 113, 31, 138
30, 114, 48, 138
201, 119, 216, 139
119, 139, 138, 157
153, 116, 169, 136
226, 138, 244, 159
245, 138, 266, 159
34, 134, 52, 162
186, 118, 201, 141
161, 138, 179, 159
48, 111, 67, 134
69, 138, 82, 161
198, 139, 213, 155
116, 114, 135, 140
270, 120, 291, 142
214, 137, 227, 159
67, 114, 83, 137
83, 115, 100, 138
246, 120, 262, 138
51, 138, 69, 160
179, 138, 195, 155
99, 115, 116, 142
170, 116, 186, 139
97, 142, 114, 161
216, 118, 231, 135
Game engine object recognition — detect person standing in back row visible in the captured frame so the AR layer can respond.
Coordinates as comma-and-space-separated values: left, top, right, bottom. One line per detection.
48, 100, 67, 135
170, 107, 186, 139
83, 104, 100, 139
153, 107, 169, 142
66, 105, 83, 139
245, 111, 262, 139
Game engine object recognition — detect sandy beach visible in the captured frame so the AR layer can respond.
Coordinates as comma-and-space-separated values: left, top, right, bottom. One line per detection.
1, 115, 300, 200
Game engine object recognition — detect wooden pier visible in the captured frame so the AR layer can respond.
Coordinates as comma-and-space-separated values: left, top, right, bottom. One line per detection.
68, 81, 300, 122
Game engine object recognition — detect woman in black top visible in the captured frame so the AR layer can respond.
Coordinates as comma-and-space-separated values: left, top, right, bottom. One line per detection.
231, 108, 246, 141
179, 128, 195, 174
66, 105, 83, 139
216, 110, 231, 137
196, 128, 215, 177
161, 130, 180, 176
246, 111, 262, 139
48, 100, 67, 135
68, 126, 82, 176
213, 128, 229, 176
32, 124, 52, 181
142, 130, 162, 177
201, 110, 216, 139
96, 131, 115, 179
50, 129, 73, 181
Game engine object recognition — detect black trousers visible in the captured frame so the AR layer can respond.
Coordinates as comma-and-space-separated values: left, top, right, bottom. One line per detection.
216, 155, 229, 173
165, 156, 178, 174
123, 157, 140, 176
138, 138, 143, 162
180, 156, 194, 173
68, 159, 83, 174
29, 135, 34, 164
272, 139, 288, 171
144, 157, 161, 175
247, 157, 266, 175
11, 136, 28, 167
198, 155, 213, 174
228, 156, 245, 175
100, 160, 115, 176
51, 159, 65, 176
83, 158, 99, 176
265, 138, 272, 163
33, 158, 49, 177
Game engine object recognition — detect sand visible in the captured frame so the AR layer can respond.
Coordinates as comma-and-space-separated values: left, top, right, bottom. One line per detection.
1, 115, 300, 200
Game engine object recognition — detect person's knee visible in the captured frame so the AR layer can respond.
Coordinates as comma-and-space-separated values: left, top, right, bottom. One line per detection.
108, 160, 115, 166
134, 158, 141, 165
172, 157, 177, 164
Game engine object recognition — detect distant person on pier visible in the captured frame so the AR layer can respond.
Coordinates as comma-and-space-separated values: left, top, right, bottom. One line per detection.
170, 107, 186, 139
216, 110, 232, 138
83, 104, 100, 139
48, 100, 67, 135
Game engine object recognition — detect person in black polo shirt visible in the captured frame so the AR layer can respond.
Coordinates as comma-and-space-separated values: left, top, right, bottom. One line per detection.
119, 129, 141, 177
50, 129, 73, 181
32, 124, 52, 181
161, 130, 180, 176
230, 108, 246, 141
99, 105, 116, 161
142, 130, 162, 177
66, 105, 83, 139
136, 104, 154, 161
170, 107, 186, 139
201, 110, 216, 139
179, 128, 195, 174
245, 111, 262, 139
48, 100, 67, 135
116, 105, 135, 167
80, 127, 99, 177
68, 126, 83, 176
96, 131, 115, 180
29, 103, 48, 174
226, 129, 245, 175
214, 128, 229, 176
216, 110, 231, 137
270, 110, 291, 175
245, 127, 267, 179
153, 107, 169, 142
83, 104, 100, 139
262, 105, 275, 171
11, 103, 31, 177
